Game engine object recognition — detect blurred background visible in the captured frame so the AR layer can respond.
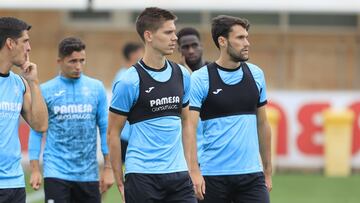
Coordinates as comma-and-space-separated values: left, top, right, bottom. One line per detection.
2, 0, 360, 202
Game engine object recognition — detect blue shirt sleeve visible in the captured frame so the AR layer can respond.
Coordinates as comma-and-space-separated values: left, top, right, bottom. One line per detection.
97, 81, 109, 155
247, 63, 267, 105
189, 67, 209, 111
112, 68, 127, 89
179, 64, 191, 107
110, 67, 139, 115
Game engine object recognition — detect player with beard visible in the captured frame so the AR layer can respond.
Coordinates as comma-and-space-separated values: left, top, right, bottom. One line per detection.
189, 15, 272, 203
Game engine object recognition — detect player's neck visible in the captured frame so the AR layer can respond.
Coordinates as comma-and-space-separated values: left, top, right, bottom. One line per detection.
0, 54, 12, 75
142, 50, 166, 70
216, 57, 240, 70
189, 59, 205, 71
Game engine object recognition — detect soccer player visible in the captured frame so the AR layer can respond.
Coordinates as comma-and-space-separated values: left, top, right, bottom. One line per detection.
0, 17, 48, 203
177, 27, 208, 73
190, 15, 272, 203
28, 37, 113, 203
107, 7, 204, 203
113, 42, 143, 87
112, 42, 143, 164
177, 27, 210, 163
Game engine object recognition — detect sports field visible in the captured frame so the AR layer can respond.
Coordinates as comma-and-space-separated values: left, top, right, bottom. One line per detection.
26, 174, 360, 203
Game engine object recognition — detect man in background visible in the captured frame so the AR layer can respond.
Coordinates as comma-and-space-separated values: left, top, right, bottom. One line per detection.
177, 27, 208, 73
177, 27, 209, 163
112, 42, 143, 87
28, 37, 113, 203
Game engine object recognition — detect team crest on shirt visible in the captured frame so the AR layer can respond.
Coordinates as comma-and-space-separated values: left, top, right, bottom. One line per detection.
54, 90, 66, 97
14, 85, 20, 96
82, 86, 91, 96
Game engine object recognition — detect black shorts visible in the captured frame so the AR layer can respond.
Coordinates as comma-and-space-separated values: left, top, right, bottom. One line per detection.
199, 172, 269, 203
125, 172, 197, 203
44, 178, 100, 203
0, 188, 25, 203
121, 139, 128, 163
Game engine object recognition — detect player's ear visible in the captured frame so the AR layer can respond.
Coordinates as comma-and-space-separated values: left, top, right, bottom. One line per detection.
57, 57, 63, 65
218, 36, 227, 48
5, 38, 15, 50
144, 30, 152, 43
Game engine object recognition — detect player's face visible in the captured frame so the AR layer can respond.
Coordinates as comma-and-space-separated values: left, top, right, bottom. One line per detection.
11, 30, 31, 67
225, 25, 250, 62
58, 50, 86, 79
151, 20, 178, 56
178, 35, 203, 67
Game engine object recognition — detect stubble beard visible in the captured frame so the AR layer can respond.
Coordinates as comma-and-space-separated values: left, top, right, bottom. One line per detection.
227, 43, 249, 63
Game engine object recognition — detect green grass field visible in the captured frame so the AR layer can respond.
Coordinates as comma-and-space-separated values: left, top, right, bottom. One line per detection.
26, 174, 360, 203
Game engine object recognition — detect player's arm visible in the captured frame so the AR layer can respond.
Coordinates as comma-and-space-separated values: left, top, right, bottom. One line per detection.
20, 57, 48, 132
28, 129, 44, 190
257, 105, 272, 191
107, 72, 137, 201
253, 66, 272, 191
100, 154, 113, 193
180, 65, 205, 200
96, 83, 114, 193
187, 108, 206, 200
107, 112, 127, 201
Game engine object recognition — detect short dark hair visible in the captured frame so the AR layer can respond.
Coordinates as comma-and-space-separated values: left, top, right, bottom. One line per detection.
176, 27, 200, 45
136, 7, 177, 42
58, 37, 86, 58
122, 42, 142, 60
211, 15, 250, 48
0, 17, 31, 49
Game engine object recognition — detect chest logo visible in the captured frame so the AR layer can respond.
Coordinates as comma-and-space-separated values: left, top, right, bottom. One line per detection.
14, 85, 20, 96
145, 87, 155, 93
54, 90, 66, 97
82, 87, 91, 96
212, 89, 223, 95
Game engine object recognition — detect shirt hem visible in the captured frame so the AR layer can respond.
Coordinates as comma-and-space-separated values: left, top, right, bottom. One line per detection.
44, 174, 99, 182
201, 168, 263, 176
0, 184, 25, 189
125, 168, 188, 175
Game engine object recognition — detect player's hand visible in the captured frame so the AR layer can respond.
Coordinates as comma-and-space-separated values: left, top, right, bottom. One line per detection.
264, 172, 272, 192
100, 166, 114, 193
189, 169, 205, 200
20, 53, 39, 83
117, 181, 125, 203
29, 169, 42, 190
